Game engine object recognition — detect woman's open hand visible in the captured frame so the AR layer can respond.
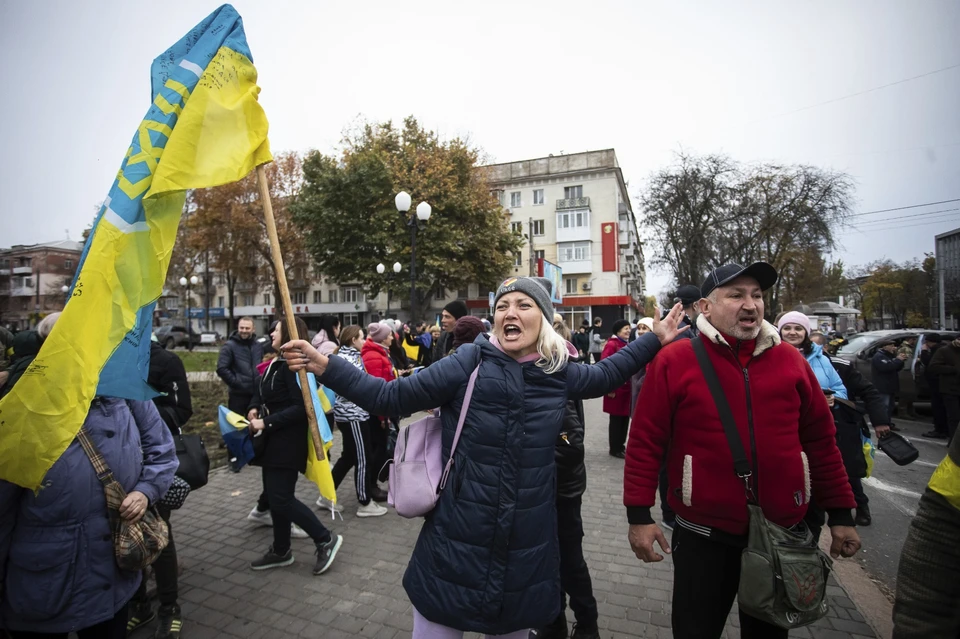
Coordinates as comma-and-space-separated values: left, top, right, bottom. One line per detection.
652, 303, 688, 345
281, 339, 329, 376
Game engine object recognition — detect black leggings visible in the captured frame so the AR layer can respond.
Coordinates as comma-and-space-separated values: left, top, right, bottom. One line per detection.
261, 467, 331, 554
332, 420, 373, 505
133, 505, 178, 607
608, 414, 629, 455
9, 602, 129, 639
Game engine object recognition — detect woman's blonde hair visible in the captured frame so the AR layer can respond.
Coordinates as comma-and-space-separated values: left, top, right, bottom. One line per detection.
494, 313, 569, 375
552, 313, 571, 342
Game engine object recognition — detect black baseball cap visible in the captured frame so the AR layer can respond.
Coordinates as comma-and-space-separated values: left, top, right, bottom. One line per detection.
700, 262, 779, 298
674, 284, 702, 306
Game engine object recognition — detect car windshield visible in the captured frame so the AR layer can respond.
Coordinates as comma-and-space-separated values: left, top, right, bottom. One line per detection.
837, 334, 880, 355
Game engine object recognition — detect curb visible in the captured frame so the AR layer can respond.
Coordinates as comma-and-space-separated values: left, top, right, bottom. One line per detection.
819, 531, 894, 638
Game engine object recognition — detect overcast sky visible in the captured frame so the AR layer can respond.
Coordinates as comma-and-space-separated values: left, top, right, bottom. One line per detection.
1, 0, 958, 297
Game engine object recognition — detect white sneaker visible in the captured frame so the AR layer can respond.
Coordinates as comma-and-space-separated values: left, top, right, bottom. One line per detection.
247, 507, 272, 527
316, 495, 344, 513
356, 502, 388, 518
290, 523, 309, 539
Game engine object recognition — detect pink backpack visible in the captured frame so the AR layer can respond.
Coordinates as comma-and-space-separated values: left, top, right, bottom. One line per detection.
388, 366, 480, 518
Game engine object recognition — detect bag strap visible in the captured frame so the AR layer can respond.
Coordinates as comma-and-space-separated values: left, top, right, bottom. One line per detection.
439, 364, 481, 490
76, 423, 123, 493
691, 337, 755, 501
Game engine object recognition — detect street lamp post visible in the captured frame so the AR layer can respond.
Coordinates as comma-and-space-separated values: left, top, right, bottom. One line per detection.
61, 284, 69, 307
395, 192, 431, 323
179, 275, 199, 351
377, 261, 403, 318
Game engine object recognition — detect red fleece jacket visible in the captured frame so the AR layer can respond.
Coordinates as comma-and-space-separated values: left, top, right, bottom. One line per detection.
624, 318, 855, 535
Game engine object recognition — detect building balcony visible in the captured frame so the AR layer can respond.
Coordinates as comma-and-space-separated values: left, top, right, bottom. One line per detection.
8, 286, 34, 297
12, 266, 32, 275
556, 226, 592, 243
235, 281, 257, 291
557, 259, 592, 275
556, 197, 590, 210
0, 269, 9, 276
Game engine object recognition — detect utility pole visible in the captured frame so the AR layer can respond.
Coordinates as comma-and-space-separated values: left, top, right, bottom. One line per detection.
528, 217, 536, 277
939, 268, 946, 329
204, 249, 211, 331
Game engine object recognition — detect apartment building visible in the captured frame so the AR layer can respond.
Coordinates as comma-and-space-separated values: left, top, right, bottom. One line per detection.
0, 240, 83, 330
477, 149, 645, 328
935, 226, 960, 329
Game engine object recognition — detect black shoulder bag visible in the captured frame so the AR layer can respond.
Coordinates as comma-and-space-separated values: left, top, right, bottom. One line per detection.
692, 337, 832, 630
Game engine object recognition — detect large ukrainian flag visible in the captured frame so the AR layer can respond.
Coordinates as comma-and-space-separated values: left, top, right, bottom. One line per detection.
0, 5, 271, 489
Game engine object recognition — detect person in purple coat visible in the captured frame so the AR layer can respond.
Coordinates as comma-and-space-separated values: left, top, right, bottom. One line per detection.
0, 318, 178, 639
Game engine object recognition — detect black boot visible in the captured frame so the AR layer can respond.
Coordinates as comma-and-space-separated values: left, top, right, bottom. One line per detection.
855, 504, 872, 526
530, 613, 568, 638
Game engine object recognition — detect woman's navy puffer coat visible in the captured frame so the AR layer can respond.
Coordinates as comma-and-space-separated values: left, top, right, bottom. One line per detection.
319, 332, 661, 634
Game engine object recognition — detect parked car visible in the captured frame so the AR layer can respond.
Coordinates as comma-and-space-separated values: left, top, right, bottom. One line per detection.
199, 331, 220, 346
154, 325, 202, 350
835, 329, 959, 405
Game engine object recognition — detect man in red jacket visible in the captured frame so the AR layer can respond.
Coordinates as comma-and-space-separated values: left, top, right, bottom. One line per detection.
624, 262, 860, 639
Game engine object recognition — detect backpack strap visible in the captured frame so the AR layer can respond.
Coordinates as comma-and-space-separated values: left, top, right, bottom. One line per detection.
439, 364, 481, 490
691, 337, 755, 502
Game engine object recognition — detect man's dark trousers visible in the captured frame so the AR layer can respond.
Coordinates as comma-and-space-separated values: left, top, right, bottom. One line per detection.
671, 525, 787, 638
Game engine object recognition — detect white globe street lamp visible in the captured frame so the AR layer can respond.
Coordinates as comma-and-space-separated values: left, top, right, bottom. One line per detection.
396, 193, 430, 322
395, 191, 412, 213
416, 201, 432, 221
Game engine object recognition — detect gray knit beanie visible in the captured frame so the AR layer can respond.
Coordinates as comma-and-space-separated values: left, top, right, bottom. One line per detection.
493, 277, 554, 322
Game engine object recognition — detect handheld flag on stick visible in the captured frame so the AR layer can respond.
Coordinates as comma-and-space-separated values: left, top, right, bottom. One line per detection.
218, 406, 256, 471
0, 4, 271, 489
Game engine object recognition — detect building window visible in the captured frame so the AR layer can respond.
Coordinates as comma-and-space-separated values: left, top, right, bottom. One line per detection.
490, 190, 503, 204
64, 259, 73, 270
533, 189, 544, 205
558, 241, 591, 262
457, 288, 468, 299
218, 296, 224, 307
313, 290, 322, 304
532, 220, 545, 236
328, 289, 338, 304
557, 210, 589, 229
342, 287, 359, 303
511, 221, 523, 235
293, 291, 307, 304
510, 192, 522, 207
242, 294, 254, 306
216, 273, 225, 285
263, 293, 271, 306
564, 185, 583, 199
343, 313, 358, 326
564, 278, 578, 295
514, 252, 523, 267
534, 250, 545, 261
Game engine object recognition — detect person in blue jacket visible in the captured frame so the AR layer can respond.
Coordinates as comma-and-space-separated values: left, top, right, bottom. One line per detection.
777, 311, 847, 400
0, 317, 178, 639
282, 276, 686, 638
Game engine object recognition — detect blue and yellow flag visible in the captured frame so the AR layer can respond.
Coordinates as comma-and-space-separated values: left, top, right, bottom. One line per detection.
0, 5, 271, 489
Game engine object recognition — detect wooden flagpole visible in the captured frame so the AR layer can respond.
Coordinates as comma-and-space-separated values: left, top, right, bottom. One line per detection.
256, 164, 325, 461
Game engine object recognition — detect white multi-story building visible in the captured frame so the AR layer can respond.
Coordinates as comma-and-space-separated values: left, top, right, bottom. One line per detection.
478, 149, 645, 328
158, 149, 646, 336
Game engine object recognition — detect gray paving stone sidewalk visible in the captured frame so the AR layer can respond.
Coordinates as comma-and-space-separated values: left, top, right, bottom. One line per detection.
155, 398, 879, 639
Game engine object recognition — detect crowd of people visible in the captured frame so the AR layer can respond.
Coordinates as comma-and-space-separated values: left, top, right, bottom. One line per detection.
1, 264, 958, 639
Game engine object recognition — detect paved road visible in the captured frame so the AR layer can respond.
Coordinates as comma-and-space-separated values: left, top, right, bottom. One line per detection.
153, 397, 882, 639
853, 413, 944, 597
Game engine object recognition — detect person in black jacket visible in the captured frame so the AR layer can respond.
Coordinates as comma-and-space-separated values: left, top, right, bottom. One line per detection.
148, 338, 193, 431
921, 335, 949, 439
828, 356, 890, 527
531, 319, 599, 639
127, 335, 193, 638
572, 323, 590, 359
216, 317, 265, 415
871, 340, 906, 426
246, 316, 342, 576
